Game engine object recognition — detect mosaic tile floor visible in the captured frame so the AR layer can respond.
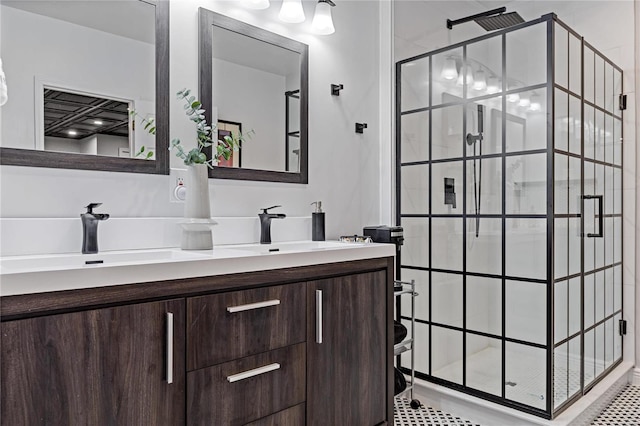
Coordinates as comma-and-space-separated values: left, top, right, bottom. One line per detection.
591, 384, 640, 425
394, 385, 640, 425
394, 397, 481, 426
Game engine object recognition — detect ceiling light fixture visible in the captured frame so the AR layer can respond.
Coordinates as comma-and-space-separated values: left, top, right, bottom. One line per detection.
243, 0, 270, 9
486, 76, 500, 94
441, 57, 458, 81
472, 69, 487, 91
93, 120, 103, 125
529, 93, 541, 111
312, 0, 335, 35
68, 130, 78, 136
456, 67, 474, 87
279, 0, 305, 23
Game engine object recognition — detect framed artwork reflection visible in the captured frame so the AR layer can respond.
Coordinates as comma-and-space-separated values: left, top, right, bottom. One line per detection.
217, 119, 242, 168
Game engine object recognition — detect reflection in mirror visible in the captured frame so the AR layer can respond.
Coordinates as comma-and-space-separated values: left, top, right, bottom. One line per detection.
199, 8, 308, 183
41, 88, 155, 159
0, 0, 169, 174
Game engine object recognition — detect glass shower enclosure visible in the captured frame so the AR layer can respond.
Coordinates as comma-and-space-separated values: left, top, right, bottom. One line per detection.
395, 13, 624, 419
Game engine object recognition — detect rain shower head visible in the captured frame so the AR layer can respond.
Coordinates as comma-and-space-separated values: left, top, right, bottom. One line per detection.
474, 12, 524, 31
447, 7, 524, 31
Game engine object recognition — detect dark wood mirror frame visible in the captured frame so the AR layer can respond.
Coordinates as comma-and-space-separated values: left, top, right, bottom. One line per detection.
0, 0, 170, 175
198, 8, 309, 184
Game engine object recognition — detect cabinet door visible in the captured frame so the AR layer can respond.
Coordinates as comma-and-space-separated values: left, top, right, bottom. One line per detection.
307, 271, 388, 426
1, 299, 185, 426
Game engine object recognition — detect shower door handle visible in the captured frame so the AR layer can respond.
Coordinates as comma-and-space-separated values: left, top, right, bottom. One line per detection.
583, 195, 603, 238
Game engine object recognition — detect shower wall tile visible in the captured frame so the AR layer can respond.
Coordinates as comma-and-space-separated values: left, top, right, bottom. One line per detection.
432, 104, 464, 160
401, 164, 429, 214
505, 280, 547, 345
505, 218, 546, 280
465, 157, 502, 215
401, 57, 430, 112
466, 276, 502, 337
505, 153, 547, 215
401, 111, 430, 163
432, 272, 462, 327
401, 217, 429, 268
506, 22, 547, 90
400, 268, 430, 322
466, 218, 501, 276
466, 335, 502, 397
431, 218, 463, 271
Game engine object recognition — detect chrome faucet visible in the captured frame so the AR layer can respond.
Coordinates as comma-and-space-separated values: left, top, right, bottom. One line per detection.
81, 203, 110, 254
259, 205, 286, 244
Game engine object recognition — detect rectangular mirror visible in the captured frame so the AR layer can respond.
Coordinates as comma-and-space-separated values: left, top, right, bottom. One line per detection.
0, 0, 169, 174
199, 8, 308, 184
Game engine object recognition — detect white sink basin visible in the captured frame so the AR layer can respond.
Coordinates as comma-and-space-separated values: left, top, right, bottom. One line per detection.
224, 240, 364, 254
0, 248, 217, 274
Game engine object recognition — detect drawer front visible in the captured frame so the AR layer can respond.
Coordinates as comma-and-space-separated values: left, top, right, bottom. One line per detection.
187, 283, 305, 370
187, 343, 306, 426
244, 403, 305, 426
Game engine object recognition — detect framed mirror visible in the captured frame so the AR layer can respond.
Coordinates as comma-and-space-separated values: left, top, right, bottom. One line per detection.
0, 0, 169, 174
199, 8, 308, 184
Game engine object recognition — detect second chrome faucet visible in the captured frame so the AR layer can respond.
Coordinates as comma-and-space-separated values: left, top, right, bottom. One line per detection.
259, 206, 286, 244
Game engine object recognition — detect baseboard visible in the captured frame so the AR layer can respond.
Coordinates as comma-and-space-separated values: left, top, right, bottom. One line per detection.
632, 367, 640, 386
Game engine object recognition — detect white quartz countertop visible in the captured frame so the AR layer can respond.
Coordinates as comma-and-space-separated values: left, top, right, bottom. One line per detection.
0, 241, 395, 297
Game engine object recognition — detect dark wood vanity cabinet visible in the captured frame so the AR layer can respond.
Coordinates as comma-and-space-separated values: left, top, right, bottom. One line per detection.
0, 299, 186, 426
306, 271, 388, 426
0, 258, 394, 426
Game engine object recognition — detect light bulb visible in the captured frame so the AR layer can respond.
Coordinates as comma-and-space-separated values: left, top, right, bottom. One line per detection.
472, 69, 487, 91
486, 76, 500, 94
279, 0, 305, 23
529, 93, 541, 111
311, 1, 335, 35
456, 67, 474, 87
441, 57, 458, 81
68, 130, 78, 136
242, 0, 270, 9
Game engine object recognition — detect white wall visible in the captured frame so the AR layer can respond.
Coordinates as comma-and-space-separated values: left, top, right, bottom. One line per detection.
0, 1, 385, 249
0, 5, 154, 151
213, 58, 284, 171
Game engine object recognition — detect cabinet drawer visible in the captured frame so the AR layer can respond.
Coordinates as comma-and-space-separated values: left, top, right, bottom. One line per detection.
187, 284, 305, 370
245, 403, 305, 426
187, 343, 306, 426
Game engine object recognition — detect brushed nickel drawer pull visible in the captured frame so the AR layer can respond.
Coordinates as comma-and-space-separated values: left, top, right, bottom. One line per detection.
316, 289, 323, 344
227, 299, 281, 313
227, 363, 281, 383
166, 312, 174, 384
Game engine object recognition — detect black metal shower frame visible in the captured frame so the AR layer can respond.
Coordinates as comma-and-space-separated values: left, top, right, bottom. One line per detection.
395, 13, 624, 420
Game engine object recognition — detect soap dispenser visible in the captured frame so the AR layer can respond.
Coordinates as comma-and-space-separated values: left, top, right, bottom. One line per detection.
311, 201, 325, 241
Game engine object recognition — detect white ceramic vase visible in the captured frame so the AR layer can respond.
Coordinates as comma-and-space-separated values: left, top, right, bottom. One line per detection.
180, 163, 216, 250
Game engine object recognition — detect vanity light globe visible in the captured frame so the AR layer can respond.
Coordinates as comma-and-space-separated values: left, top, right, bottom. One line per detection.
472, 69, 487, 91
279, 0, 305, 23
243, 0, 270, 9
486, 76, 500, 94
311, 1, 335, 35
456, 67, 474, 87
441, 57, 458, 81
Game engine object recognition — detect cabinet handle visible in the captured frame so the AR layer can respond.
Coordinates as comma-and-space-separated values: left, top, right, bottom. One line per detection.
316, 289, 323, 344
227, 363, 281, 383
227, 299, 280, 313
166, 312, 174, 385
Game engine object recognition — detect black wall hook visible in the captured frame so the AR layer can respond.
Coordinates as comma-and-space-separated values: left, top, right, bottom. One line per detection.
331, 84, 344, 96
355, 123, 368, 134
